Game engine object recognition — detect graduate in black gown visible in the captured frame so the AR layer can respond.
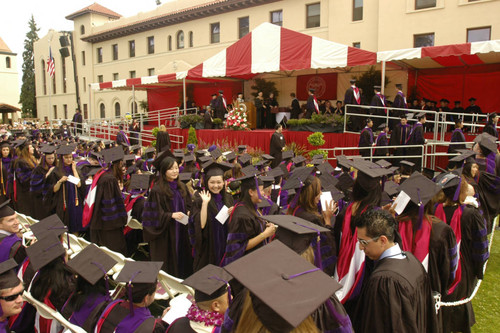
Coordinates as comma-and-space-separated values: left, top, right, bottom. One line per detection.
448, 119, 466, 154
482, 112, 498, 139
389, 114, 411, 166
391, 84, 407, 130
190, 161, 234, 272
406, 112, 426, 170
374, 123, 389, 157
344, 79, 363, 131
354, 209, 438, 333
0, 142, 13, 205
358, 118, 374, 157
142, 156, 193, 278
0, 201, 27, 269
269, 124, 285, 168
85, 146, 128, 255
30, 144, 57, 220
370, 86, 386, 129
12, 139, 36, 216
62, 244, 117, 331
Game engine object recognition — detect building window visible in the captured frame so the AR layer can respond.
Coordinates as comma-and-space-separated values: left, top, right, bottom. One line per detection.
129, 71, 136, 79
80, 25, 85, 35
5, 57, 11, 68
353, 0, 363, 21
129, 40, 135, 57
112, 44, 118, 60
353, 42, 361, 48
53, 105, 58, 119
62, 57, 67, 93
270, 10, 283, 26
211, 23, 220, 44
114, 102, 121, 117
177, 31, 184, 49
63, 104, 68, 119
81, 51, 86, 66
415, 0, 436, 10
41, 60, 46, 94
148, 36, 155, 54
100, 103, 105, 119
148, 68, 155, 76
189, 31, 193, 47
414, 33, 435, 47
131, 101, 137, 114
83, 77, 86, 92
168, 36, 172, 51
83, 104, 88, 119
306, 3, 320, 28
113, 73, 119, 80
239, 17, 249, 39
97, 47, 103, 63
467, 26, 491, 42
97, 75, 103, 83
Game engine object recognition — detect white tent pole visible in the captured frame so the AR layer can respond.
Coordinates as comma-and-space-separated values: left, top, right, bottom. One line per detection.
183, 77, 186, 116
381, 60, 386, 95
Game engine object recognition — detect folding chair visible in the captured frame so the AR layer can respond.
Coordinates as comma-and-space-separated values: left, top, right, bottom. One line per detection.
126, 218, 143, 230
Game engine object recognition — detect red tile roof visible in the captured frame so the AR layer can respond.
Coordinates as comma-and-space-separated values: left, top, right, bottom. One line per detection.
0, 37, 13, 53
66, 2, 121, 20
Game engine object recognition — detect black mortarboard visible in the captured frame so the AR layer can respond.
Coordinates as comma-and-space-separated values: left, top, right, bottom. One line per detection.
257, 200, 271, 209
316, 161, 335, 175
0, 200, 15, 219
173, 151, 184, 159
130, 145, 142, 153
126, 165, 137, 176
474, 133, 497, 154
204, 161, 233, 179
115, 261, 162, 284
395, 83, 403, 89
198, 155, 213, 164
30, 214, 67, 239
210, 148, 222, 160
454, 100, 461, 104
241, 165, 258, 177
0, 259, 20, 289
336, 155, 352, 170
130, 174, 151, 191
87, 167, 103, 177
335, 173, 354, 192
378, 123, 388, 130
124, 154, 135, 162
489, 112, 498, 120
440, 99, 449, 103
218, 90, 224, 94
261, 154, 275, 161
26, 233, 66, 271
184, 154, 195, 163
384, 180, 400, 197
436, 171, 461, 190
225, 151, 237, 162
259, 176, 275, 188
399, 172, 439, 207
12, 139, 27, 150
173, 149, 184, 154
224, 241, 341, 331
152, 150, 174, 170
282, 167, 313, 190
182, 264, 233, 303
238, 153, 252, 166
350, 79, 356, 84
291, 155, 306, 165
375, 159, 392, 168
352, 160, 393, 192
268, 167, 284, 178
400, 113, 408, 119
468, 97, 476, 102
449, 150, 476, 163
144, 147, 155, 154
373, 85, 381, 90
238, 145, 247, 153
195, 150, 207, 158
309, 88, 315, 93
67, 244, 117, 285
416, 112, 426, 119
400, 160, 415, 174
421, 167, 437, 180
262, 215, 330, 255
317, 170, 339, 190
282, 150, 294, 160
40, 144, 57, 154
178, 173, 192, 183
101, 146, 124, 164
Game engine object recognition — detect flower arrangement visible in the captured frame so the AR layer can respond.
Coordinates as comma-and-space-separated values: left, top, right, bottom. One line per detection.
224, 103, 249, 131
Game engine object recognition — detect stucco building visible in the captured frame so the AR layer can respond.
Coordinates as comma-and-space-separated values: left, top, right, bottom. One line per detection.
0, 37, 21, 122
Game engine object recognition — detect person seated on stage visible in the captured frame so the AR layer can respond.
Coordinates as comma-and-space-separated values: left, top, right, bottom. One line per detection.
0, 200, 26, 270
167, 264, 232, 332
358, 118, 374, 158
62, 244, 117, 331
0, 259, 24, 333
333, 100, 344, 115
353, 209, 437, 333
95, 261, 167, 333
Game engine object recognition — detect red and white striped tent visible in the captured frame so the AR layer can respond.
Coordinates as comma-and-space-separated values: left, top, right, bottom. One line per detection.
91, 22, 376, 91
377, 40, 500, 68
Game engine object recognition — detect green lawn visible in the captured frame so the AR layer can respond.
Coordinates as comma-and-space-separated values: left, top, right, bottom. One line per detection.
472, 228, 500, 333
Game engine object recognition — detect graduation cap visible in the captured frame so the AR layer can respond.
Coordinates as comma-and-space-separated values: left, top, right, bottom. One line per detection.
0, 258, 20, 290
399, 172, 439, 207
204, 161, 233, 179
291, 155, 306, 165
350, 79, 356, 84
223, 240, 341, 331
67, 244, 117, 285
421, 167, 438, 180
237, 145, 247, 153
489, 112, 498, 120
468, 97, 476, 102
225, 151, 237, 162
317, 170, 339, 190
198, 155, 213, 164
210, 148, 222, 160
152, 150, 174, 170
123, 154, 135, 163
87, 167, 103, 177
130, 174, 151, 191
416, 112, 426, 119
101, 146, 124, 164
315, 161, 335, 175
26, 233, 66, 271
12, 139, 28, 150
261, 154, 275, 161
440, 99, 449, 103
0, 200, 15, 219
282, 150, 294, 160
130, 145, 142, 153
259, 176, 275, 189
400, 113, 408, 119
375, 159, 392, 169
238, 153, 252, 166
241, 164, 258, 177
383, 180, 400, 197
335, 173, 354, 193
373, 85, 381, 90
395, 83, 403, 89
400, 160, 415, 175
474, 133, 497, 154
184, 154, 195, 163
173, 151, 185, 160
178, 173, 193, 183
336, 155, 352, 170
282, 167, 314, 191
454, 100, 461, 104
352, 160, 393, 192
40, 144, 57, 154
144, 147, 155, 155
449, 150, 476, 163
268, 166, 284, 179
30, 214, 67, 241
182, 264, 233, 303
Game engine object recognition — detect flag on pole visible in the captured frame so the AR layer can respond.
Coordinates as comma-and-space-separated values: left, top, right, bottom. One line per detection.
47, 47, 55, 78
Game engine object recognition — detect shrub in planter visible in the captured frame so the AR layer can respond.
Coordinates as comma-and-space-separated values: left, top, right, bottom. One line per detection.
179, 114, 203, 128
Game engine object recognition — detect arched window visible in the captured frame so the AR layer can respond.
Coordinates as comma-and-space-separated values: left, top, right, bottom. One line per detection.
41, 59, 47, 95
114, 102, 121, 117
177, 31, 184, 49
131, 101, 138, 114
80, 25, 85, 35
100, 103, 106, 118
189, 31, 193, 47
5, 57, 11, 68
168, 36, 172, 51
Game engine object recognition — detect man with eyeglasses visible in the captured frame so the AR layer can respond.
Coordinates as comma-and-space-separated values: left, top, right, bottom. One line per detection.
353, 209, 438, 333
0, 258, 24, 332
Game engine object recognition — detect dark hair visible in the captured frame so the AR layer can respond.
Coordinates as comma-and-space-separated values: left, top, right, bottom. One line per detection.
70, 276, 108, 312
156, 131, 170, 154
40, 153, 56, 171
130, 282, 157, 303
31, 257, 74, 310
158, 157, 187, 199
240, 177, 258, 217
111, 160, 124, 181
287, 176, 320, 216
351, 180, 381, 215
290, 93, 296, 97
275, 124, 282, 130
356, 209, 396, 242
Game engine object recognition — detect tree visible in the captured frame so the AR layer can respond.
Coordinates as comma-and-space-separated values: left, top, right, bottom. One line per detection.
19, 15, 39, 118
354, 66, 390, 105
250, 78, 279, 99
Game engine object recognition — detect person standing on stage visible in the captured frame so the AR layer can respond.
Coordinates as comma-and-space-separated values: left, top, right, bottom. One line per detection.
482, 112, 498, 139
406, 112, 427, 170
390, 114, 411, 165
358, 118, 374, 157
290, 93, 300, 119
215, 90, 227, 122
305, 89, 320, 119
392, 84, 407, 129
266, 92, 278, 129
448, 118, 466, 156
374, 123, 389, 157
344, 79, 363, 131
129, 118, 140, 146
370, 86, 386, 128
71, 108, 83, 136
269, 124, 286, 168
254, 91, 266, 129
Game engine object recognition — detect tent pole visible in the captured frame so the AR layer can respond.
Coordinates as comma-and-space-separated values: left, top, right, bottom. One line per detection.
183, 77, 186, 116
381, 61, 386, 95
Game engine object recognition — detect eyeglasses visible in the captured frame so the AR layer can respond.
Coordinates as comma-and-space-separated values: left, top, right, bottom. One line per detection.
357, 236, 380, 247
0, 290, 24, 302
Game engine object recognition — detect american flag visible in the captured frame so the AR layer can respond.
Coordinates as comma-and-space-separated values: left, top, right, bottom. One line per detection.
47, 47, 55, 78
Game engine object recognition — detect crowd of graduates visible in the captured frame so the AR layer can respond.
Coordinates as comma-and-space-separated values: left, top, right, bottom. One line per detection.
0, 123, 498, 332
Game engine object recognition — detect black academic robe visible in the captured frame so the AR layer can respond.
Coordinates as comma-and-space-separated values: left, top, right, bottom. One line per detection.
142, 182, 193, 279
406, 123, 425, 169
97, 301, 167, 333
291, 98, 300, 119
482, 121, 498, 139
166, 317, 198, 333
203, 110, 213, 129
354, 251, 438, 333
476, 171, 500, 233
214, 96, 226, 120
374, 132, 389, 156
464, 105, 482, 124
358, 127, 373, 157
448, 128, 466, 154
269, 132, 285, 168
305, 95, 317, 119
370, 93, 386, 128
13, 159, 34, 216
89, 172, 128, 255
0, 159, 10, 205
29, 165, 51, 220
254, 97, 265, 129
